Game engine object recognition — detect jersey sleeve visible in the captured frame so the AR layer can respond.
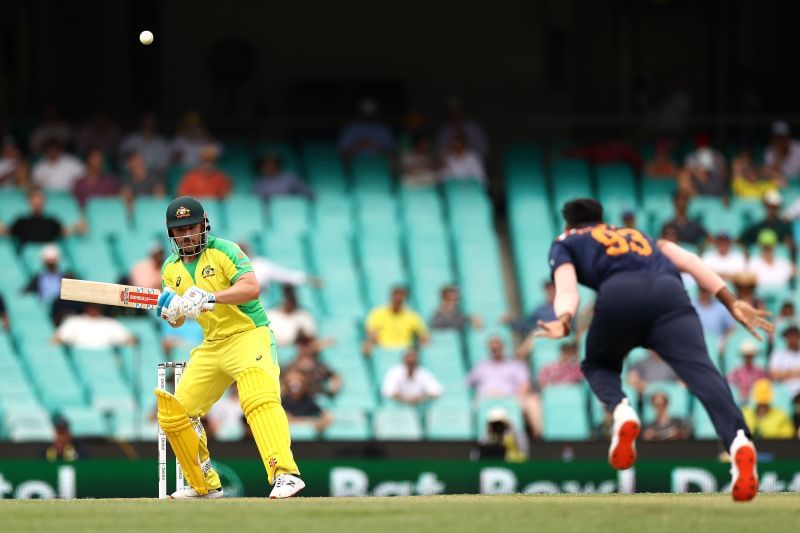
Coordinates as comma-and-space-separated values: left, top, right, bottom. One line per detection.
214, 239, 254, 284
548, 240, 573, 277
160, 255, 178, 291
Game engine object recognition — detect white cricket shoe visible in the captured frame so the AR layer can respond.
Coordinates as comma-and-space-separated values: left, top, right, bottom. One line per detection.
269, 474, 305, 499
608, 398, 641, 470
170, 486, 224, 499
730, 429, 758, 502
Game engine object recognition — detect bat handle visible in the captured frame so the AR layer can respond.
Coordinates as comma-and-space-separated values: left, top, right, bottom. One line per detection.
202, 302, 215, 311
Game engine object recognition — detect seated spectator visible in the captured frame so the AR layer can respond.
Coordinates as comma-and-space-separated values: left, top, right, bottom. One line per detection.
741, 191, 793, 248
701, 232, 746, 280
742, 378, 795, 439
72, 148, 118, 208
537, 342, 583, 388
206, 384, 246, 441
430, 285, 481, 330
775, 301, 797, 332
31, 139, 86, 192
661, 194, 708, 246
76, 112, 120, 157
363, 286, 429, 354
0, 186, 84, 245
468, 336, 542, 438
400, 132, 438, 188
769, 324, 800, 396
764, 120, 800, 178
746, 229, 794, 290
731, 148, 782, 199
641, 392, 690, 441
284, 334, 341, 397
129, 243, 164, 290
677, 134, 727, 198
478, 407, 528, 462
644, 139, 680, 178
239, 243, 322, 297
439, 133, 486, 185
172, 112, 221, 168
727, 340, 768, 400
120, 152, 166, 207
437, 97, 489, 160
268, 284, 317, 347
29, 104, 72, 154
337, 98, 395, 157
52, 303, 135, 349
692, 288, 735, 337
252, 152, 314, 201
0, 136, 30, 187
732, 272, 764, 309
119, 112, 171, 174
621, 209, 637, 229
176, 143, 231, 198
281, 368, 331, 433
0, 294, 8, 330
627, 351, 678, 395
43, 416, 81, 462
381, 349, 443, 405
505, 281, 556, 336
23, 244, 79, 323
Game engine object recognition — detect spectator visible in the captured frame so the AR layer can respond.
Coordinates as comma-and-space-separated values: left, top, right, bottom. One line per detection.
775, 301, 797, 332
0, 293, 8, 331
769, 324, 800, 396
76, 112, 121, 157
641, 392, 690, 441
43, 416, 81, 462
746, 229, 794, 290
283, 334, 341, 397
742, 378, 795, 439
620, 209, 637, 229
741, 191, 793, 248
363, 286, 429, 354
119, 112, 171, 174
732, 272, 763, 309
129, 243, 164, 290
0, 187, 84, 245
120, 152, 165, 207
661, 194, 708, 246
677, 134, 727, 198
627, 351, 678, 394
692, 288, 735, 337
537, 342, 583, 388
437, 97, 489, 160
31, 139, 86, 192
468, 336, 542, 438
238, 243, 321, 297
478, 407, 528, 462
72, 148, 118, 208
0, 136, 30, 187
644, 139, 680, 178
505, 281, 557, 336
29, 104, 73, 154
727, 340, 768, 400
281, 368, 332, 432
764, 120, 800, 178
337, 98, 395, 157
206, 384, 246, 441
400, 132, 438, 188
430, 285, 482, 330
176, 143, 231, 199
381, 349, 443, 405
172, 112, 220, 168
268, 284, 317, 347
252, 152, 314, 201
701, 232, 746, 280
52, 304, 135, 349
439, 133, 486, 185
23, 244, 79, 323
731, 148, 782, 199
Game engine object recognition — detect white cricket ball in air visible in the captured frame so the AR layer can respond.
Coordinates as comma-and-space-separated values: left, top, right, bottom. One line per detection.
139, 30, 154, 46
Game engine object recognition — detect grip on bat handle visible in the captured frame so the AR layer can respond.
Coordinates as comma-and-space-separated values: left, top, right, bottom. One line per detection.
202, 302, 215, 311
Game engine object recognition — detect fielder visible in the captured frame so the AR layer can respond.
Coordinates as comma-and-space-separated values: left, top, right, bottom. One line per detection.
154, 195, 303, 499
535, 199, 773, 502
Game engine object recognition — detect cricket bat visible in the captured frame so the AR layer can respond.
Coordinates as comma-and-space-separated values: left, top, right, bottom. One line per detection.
60, 279, 215, 311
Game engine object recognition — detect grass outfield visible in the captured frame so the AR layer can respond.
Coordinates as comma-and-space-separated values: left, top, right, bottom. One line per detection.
2, 493, 797, 533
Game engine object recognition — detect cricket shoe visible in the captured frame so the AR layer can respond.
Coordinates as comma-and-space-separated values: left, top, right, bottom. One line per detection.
608, 398, 641, 470
269, 474, 305, 499
170, 486, 224, 499
730, 429, 758, 502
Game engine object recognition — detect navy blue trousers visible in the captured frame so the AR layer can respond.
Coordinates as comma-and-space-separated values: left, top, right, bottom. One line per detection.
581, 272, 748, 449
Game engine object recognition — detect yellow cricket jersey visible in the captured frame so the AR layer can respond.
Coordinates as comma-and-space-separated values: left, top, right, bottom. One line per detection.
161, 235, 268, 342
365, 305, 428, 348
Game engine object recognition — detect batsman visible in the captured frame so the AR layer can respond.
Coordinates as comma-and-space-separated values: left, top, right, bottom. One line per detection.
154, 195, 303, 499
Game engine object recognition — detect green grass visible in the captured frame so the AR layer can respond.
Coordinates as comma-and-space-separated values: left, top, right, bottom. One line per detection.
2, 493, 798, 533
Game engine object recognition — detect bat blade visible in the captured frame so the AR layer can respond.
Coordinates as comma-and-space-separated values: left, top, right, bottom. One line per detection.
60, 279, 160, 309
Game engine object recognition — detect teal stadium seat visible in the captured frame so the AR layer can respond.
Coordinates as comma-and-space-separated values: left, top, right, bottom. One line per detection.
691, 397, 718, 440
60, 406, 108, 437
426, 405, 474, 440
224, 194, 266, 243
44, 192, 82, 227
551, 160, 592, 208
475, 397, 524, 435
133, 197, 171, 236
0, 241, 28, 291
373, 405, 422, 440
541, 384, 589, 440
324, 409, 371, 440
596, 163, 637, 206
86, 197, 129, 237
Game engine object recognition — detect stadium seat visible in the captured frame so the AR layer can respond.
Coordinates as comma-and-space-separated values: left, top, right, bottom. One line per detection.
324, 409, 371, 440
60, 406, 108, 437
541, 385, 589, 440
475, 397, 524, 435
290, 423, 319, 441
551, 160, 592, 207
691, 397, 718, 440
223, 194, 266, 243
0, 241, 28, 291
133, 197, 171, 236
426, 405, 474, 440
44, 192, 82, 227
86, 197, 129, 237
373, 405, 422, 440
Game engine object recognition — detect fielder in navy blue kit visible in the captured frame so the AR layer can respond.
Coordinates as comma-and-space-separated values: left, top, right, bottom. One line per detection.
535, 199, 773, 502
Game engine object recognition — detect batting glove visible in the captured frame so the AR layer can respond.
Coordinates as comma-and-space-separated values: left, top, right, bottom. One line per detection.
179, 286, 216, 319
157, 289, 185, 324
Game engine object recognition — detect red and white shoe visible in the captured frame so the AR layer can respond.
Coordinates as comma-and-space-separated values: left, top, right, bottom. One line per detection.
269, 474, 305, 499
730, 429, 758, 502
608, 398, 641, 470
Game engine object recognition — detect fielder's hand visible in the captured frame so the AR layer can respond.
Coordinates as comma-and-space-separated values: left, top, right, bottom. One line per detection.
532, 319, 569, 339
732, 300, 774, 341
156, 289, 185, 324
180, 286, 216, 319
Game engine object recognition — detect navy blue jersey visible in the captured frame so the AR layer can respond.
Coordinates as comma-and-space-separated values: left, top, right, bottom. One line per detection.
549, 224, 680, 290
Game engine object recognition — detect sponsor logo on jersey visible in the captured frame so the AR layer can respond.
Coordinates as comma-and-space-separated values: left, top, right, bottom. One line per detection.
256, 354, 263, 361
175, 206, 191, 218
176, 276, 182, 287
201, 265, 215, 278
